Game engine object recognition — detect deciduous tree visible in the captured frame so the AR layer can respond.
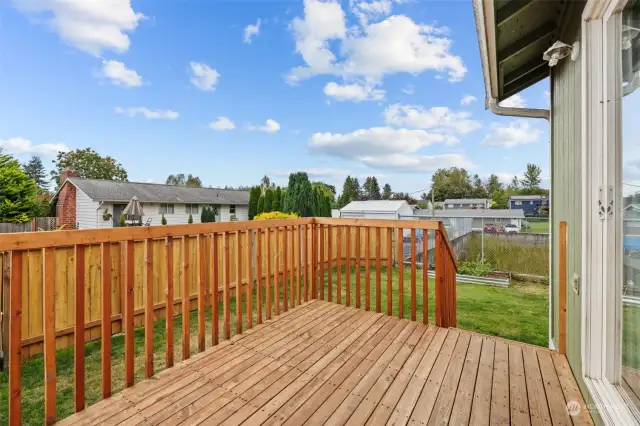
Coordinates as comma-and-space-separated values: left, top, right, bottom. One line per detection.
52, 148, 128, 187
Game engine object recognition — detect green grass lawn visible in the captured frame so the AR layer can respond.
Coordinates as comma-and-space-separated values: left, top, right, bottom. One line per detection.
0, 266, 548, 425
526, 221, 550, 234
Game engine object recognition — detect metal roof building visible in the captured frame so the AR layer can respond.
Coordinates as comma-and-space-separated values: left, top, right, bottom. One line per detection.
339, 200, 415, 220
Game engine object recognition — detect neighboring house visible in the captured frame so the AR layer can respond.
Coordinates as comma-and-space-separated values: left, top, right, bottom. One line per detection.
419, 208, 525, 231
474, 0, 640, 422
53, 171, 249, 229
443, 198, 492, 209
339, 200, 414, 220
508, 195, 549, 216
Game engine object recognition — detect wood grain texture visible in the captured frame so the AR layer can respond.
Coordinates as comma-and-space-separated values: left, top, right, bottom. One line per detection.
182, 236, 190, 359
246, 229, 253, 328
100, 243, 112, 396
9, 251, 22, 426
327, 225, 333, 303
74, 245, 85, 412
255, 230, 262, 326
337, 225, 342, 304
319, 225, 325, 301
266, 228, 272, 320
198, 235, 206, 352
387, 227, 392, 316
43, 247, 56, 425
423, 229, 428, 324
165, 237, 174, 367
223, 232, 231, 338
375, 227, 381, 313
365, 226, 370, 311
236, 231, 243, 333
396, 227, 404, 319
346, 225, 351, 306
410, 229, 416, 321
144, 239, 154, 377
123, 240, 135, 388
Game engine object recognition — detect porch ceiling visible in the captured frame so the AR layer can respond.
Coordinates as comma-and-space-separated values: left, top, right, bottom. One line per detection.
477, 0, 573, 102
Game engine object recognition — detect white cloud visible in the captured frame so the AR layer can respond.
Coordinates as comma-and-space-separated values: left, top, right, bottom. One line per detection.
13, 0, 145, 55
249, 119, 281, 133
243, 19, 261, 44
499, 94, 526, 108
402, 84, 415, 95
308, 126, 473, 172
352, 0, 393, 25
289, 3, 466, 84
209, 116, 236, 131
0, 137, 69, 157
384, 104, 481, 134
189, 61, 220, 91
482, 120, 542, 148
115, 107, 178, 120
460, 94, 477, 105
323, 81, 385, 102
101, 60, 143, 87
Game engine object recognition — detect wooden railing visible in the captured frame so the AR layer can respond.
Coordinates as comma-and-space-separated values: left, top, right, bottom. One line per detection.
0, 217, 456, 425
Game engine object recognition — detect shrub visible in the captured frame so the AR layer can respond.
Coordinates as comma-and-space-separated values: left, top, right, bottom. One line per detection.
458, 259, 492, 277
188, 214, 193, 224
253, 211, 299, 220
119, 213, 125, 227
161, 214, 167, 225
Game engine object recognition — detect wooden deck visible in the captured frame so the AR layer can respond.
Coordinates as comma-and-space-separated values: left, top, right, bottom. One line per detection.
58, 300, 592, 426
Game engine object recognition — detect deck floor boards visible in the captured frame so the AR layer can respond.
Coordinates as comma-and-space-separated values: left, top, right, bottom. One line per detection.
61, 300, 593, 426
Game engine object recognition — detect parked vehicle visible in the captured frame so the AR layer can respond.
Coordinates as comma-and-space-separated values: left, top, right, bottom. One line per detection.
484, 223, 505, 233
504, 224, 520, 234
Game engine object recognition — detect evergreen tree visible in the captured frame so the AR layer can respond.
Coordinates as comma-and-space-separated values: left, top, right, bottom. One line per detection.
0, 152, 38, 223
248, 186, 260, 219
283, 172, 314, 217
257, 195, 265, 214
382, 183, 392, 200
337, 176, 361, 208
362, 176, 382, 200
264, 188, 274, 212
161, 214, 167, 225
22, 156, 49, 189
188, 214, 193, 224
273, 187, 282, 212
119, 213, 125, 227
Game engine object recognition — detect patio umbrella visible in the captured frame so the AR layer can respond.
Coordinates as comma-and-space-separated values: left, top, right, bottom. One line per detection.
122, 196, 145, 217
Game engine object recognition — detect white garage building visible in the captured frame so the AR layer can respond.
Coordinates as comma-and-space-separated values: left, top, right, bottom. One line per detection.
339, 200, 414, 220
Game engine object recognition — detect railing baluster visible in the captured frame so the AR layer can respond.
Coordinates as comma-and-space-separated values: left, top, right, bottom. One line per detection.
327, 225, 333, 303
144, 239, 154, 377
74, 245, 85, 412
255, 230, 262, 325
375, 227, 381, 313
387, 227, 392, 316
435, 229, 444, 327
198, 235, 206, 352
355, 226, 361, 309
246, 230, 253, 329
422, 229, 428, 325
123, 240, 135, 388
182, 236, 190, 359
223, 232, 231, 339
396, 227, 404, 319
365, 227, 370, 312
166, 236, 175, 366
345, 225, 351, 307
266, 228, 272, 320
274, 227, 280, 316
304, 225, 309, 302
312, 222, 317, 299
9, 250, 22, 426
101, 243, 112, 396
296, 225, 301, 306
43, 247, 56, 425
283, 227, 288, 312
289, 226, 294, 308
336, 225, 342, 304
411, 229, 417, 322
318, 225, 323, 301
211, 233, 219, 343
236, 231, 243, 334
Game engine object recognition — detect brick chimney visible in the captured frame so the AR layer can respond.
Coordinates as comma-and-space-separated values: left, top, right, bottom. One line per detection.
56, 169, 78, 229
60, 168, 77, 183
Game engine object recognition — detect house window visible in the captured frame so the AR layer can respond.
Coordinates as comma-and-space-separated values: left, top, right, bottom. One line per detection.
159, 204, 174, 214
230, 205, 236, 214
185, 204, 199, 214
514, 201, 522, 206
448, 204, 454, 208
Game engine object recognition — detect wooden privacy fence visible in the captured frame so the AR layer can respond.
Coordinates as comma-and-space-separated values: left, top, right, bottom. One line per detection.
0, 217, 457, 426
0, 217, 57, 234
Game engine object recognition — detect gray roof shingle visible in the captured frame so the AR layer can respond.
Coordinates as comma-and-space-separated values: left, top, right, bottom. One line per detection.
67, 178, 250, 205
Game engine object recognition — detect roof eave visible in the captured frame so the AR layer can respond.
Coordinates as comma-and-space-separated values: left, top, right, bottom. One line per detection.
473, 0, 499, 108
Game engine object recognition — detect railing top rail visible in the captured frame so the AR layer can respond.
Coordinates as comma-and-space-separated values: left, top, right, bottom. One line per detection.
0, 218, 314, 251
313, 217, 441, 230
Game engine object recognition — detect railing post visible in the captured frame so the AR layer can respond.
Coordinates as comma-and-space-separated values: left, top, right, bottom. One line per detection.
435, 229, 445, 327
9, 251, 22, 426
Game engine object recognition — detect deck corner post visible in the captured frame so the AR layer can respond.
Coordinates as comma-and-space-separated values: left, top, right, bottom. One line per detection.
435, 229, 445, 328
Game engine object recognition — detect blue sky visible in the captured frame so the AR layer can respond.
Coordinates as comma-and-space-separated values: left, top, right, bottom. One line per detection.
0, 0, 551, 194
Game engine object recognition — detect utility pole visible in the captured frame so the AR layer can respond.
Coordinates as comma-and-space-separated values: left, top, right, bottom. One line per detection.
431, 183, 435, 217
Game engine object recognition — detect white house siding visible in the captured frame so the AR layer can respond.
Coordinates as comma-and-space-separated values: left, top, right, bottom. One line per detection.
142, 203, 247, 226
234, 206, 248, 221
75, 189, 101, 230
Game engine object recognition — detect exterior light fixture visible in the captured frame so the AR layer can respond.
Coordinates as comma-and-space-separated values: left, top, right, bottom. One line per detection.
543, 41, 574, 67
